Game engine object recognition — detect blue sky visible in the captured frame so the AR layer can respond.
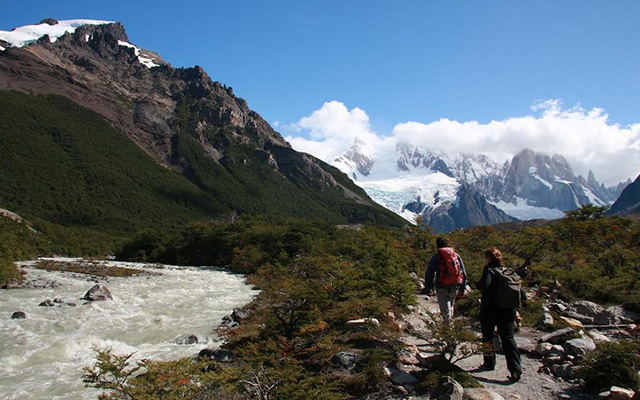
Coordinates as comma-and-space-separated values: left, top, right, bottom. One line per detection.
2, 1, 640, 183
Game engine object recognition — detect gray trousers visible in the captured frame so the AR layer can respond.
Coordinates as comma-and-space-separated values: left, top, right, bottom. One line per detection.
436, 286, 459, 325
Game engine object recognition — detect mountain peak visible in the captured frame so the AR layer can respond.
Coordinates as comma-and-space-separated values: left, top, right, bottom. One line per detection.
0, 19, 115, 49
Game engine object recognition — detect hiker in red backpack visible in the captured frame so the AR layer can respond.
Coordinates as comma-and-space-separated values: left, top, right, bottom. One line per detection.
423, 237, 467, 325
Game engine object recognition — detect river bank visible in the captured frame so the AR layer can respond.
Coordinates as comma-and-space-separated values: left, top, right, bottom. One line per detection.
0, 258, 256, 400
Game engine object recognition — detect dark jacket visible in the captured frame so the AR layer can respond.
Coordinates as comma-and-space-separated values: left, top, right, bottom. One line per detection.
476, 261, 527, 310
424, 248, 467, 292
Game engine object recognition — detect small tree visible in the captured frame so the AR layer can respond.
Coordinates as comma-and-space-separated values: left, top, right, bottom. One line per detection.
423, 313, 482, 365
565, 204, 608, 221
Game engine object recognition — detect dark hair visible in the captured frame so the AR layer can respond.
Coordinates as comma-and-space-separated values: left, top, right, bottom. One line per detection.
436, 237, 449, 249
484, 247, 502, 264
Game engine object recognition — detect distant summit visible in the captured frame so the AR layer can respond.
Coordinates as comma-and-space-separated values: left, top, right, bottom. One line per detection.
331, 141, 625, 232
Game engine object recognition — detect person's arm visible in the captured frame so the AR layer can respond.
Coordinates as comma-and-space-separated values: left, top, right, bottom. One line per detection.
458, 255, 467, 293
475, 265, 493, 292
424, 254, 438, 292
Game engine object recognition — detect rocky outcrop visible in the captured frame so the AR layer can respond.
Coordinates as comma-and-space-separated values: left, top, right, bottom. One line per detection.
83, 284, 113, 301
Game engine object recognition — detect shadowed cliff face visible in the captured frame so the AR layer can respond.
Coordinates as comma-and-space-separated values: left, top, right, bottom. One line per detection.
0, 21, 405, 227
608, 174, 640, 216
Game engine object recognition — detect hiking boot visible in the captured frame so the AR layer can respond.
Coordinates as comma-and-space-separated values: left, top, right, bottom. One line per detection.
509, 369, 522, 382
479, 355, 495, 371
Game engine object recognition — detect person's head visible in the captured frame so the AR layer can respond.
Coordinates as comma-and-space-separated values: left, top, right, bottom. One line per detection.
484, 247, 502, 265
436, 237, 448, 249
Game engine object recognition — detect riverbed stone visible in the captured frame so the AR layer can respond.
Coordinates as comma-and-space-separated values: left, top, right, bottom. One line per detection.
39, 299, 55, 307
176, 335, 199, 345
11, 311, 26, 319
83, 284, 113, 301
198, 348, 234, 362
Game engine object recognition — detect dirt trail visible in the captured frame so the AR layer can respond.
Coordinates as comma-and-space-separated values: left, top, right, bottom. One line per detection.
398, 294, 588, 400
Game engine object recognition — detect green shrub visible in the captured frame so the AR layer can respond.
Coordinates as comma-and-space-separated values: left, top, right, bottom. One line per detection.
579, 341, 640, 391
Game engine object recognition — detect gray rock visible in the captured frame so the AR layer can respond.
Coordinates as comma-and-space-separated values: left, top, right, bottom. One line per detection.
515, 337, 535, 354
563, 311, 595, 324
587, 329, 611, 344
535, 342, 554, 356
607, 305, 640, 324
82, 284, 113, 301
430, 376, 463, 400
384, 366, 419, 386
572, 300, 605, 318
609, 386, 635, 400
198, 348, 233, 362
538, 312, 554, 328
550, 344, 566, 356
176, 335, 199, 345
540, 327, 578, 344
542, 354, 563, 366
564, 338, 596, 357
11, 311, 26, 319
565, 364, 584, 380
594, 310, 616, 325
231, 308, 250, 322
464, 388, 505, 400
550, 302, 568, 313
53, 297, 64, 303
39, 299, 55, 307
331, 351, 362, 371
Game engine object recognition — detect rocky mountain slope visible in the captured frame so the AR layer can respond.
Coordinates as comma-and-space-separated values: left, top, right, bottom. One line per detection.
333, 140, 625, 231
607, 174, 640, 216
0, 19, 405, 230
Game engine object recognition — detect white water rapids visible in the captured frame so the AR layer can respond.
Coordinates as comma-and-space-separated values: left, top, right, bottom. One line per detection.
0, 259, 256, 400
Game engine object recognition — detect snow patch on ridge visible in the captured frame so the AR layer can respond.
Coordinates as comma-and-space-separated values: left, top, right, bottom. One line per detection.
117, 40, 159, 68
0, 19, 113, 49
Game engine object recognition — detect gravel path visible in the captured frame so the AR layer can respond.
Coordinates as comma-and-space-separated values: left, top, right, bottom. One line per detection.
398, 294, 589, 400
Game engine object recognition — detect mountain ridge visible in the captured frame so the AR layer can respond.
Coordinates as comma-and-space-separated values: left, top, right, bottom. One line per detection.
0, 19, 406, 234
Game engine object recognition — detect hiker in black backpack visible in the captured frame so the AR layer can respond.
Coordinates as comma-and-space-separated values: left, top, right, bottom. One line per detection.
476, 247, 525, 382
424, 237, 467, 325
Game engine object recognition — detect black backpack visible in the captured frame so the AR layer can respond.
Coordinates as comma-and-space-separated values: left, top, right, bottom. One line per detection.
493, 267, 523, 308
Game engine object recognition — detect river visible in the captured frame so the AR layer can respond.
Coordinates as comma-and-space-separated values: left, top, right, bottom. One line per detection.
0, 258, 255, 400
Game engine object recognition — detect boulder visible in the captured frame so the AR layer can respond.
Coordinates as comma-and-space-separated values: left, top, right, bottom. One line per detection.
430, 376, 463, 400
384, 365, 419, 386
331, 351, 362, 371
409, 272, 425, 291
550, 344, 566, 356
82, 285, 113, 301
573, 300, 605, 318
559, 316, 584, 329
39, 299, 55, 307
609, 386, 635, 400
231, 308, 250, 322
540, 327, 579, 344
535, 342, 554, 356
550, 302, 568, 313
198, 348, 233, 362
11, 311, 26, 319
562, 311, 593, 325
538, 312, 554, 328
594, 310, 616, 326
564, 364, 584, 380
607, 306, 640, 324
176, 335, 199, 345
542, 354, 563, 366
515, 337, 535, 354
564, 338, 596, 357
53, 297, 64, 303
464, 388, 505, 400
587, 329, 612, 344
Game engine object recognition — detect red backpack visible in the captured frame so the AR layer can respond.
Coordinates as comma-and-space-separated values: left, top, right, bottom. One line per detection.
438, 247, 464, 286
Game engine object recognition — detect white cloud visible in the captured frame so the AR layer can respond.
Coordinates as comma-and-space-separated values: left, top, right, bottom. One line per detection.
285, 99, 640, 186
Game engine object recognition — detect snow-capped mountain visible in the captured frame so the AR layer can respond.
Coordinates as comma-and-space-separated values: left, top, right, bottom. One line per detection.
332, 139, 624, 231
